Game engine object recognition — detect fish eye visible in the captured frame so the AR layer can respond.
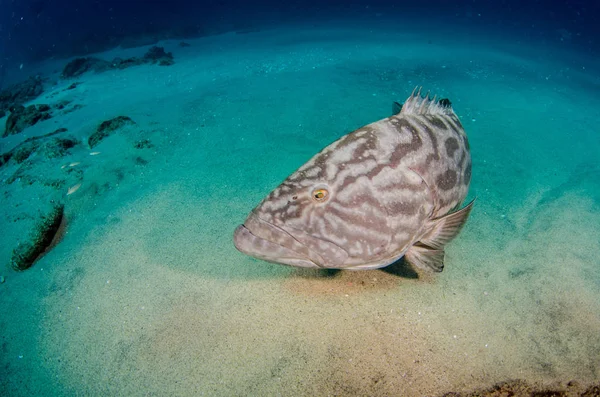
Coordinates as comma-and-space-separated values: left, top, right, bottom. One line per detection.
311, 188, 329, 202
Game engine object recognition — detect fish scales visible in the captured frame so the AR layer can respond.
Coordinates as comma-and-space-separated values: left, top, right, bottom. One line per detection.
234, 89, 473, 272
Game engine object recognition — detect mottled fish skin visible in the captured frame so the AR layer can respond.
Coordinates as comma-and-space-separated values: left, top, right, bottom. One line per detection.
234, 88, 473, 271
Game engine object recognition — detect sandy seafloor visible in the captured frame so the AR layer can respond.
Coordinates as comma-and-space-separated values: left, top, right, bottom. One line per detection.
1, 21, 599, 396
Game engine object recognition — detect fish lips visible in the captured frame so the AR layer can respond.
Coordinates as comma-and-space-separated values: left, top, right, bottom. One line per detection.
233, 222, 321, 268
234, 211, 353, 268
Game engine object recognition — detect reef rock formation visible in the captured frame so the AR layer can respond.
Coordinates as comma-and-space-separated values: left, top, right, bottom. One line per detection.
143, 46, 174, 66
61, 57, 112, 78
88, 116, 136, 148
0, 128, 73, 168
4, 104, 52, 136
9, 203, 65, 271
61, 46, 174, 78
0, 76, 44, 114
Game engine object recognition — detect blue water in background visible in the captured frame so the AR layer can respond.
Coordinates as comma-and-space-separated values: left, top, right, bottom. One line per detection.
1, 0, 599, 74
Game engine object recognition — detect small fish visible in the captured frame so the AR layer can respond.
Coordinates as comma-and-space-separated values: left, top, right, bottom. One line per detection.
89, 152, 101, 156
234, 88, 473, 271
67, 182, 82, 195
69, 162, 80, 167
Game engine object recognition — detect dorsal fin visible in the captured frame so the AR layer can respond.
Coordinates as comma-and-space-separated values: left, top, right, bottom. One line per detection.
400, 87, 455, 116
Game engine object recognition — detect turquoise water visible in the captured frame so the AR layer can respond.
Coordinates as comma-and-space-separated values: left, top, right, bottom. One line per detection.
0, 17, 599, 397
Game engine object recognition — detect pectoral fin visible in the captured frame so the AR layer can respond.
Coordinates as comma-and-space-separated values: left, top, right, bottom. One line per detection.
420, 199, 475, 249
405, 199, 475, 272
405, 245, 445, 272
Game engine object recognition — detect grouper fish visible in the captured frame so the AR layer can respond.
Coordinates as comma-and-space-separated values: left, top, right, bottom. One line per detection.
233, 89, 473, 271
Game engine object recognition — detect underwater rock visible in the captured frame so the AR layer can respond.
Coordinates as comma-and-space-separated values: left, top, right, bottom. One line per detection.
61, 57, 112, 78
62, 104, 85, 115
111, 57, 145, 69
12, 141, 40, 164
60, 48, 174, 79
5, 162, 33, 184
0, 76, 44, 113
23, 127, 68, 143
53, 99, 72, 110
52, 99, 84, 115
4, 104, 52, 136
66, 82, 82, 90
40, 137, 79, 159
9, 203, 65, 271
0, 127, 72, 168
143, 46, 174, 66
88, 116, 135, 148
0, 152, 11, 167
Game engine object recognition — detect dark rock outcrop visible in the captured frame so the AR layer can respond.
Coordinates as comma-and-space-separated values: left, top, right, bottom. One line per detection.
143, 46, 174, 66
66, 82, 82, 90
0, 76, 44, 114
40, 137, 79, 159
12, 141, 40, 163
61, 57, 112, 78
88, 116, 135, 148
0, 151, 11, 167
0, 127, 72, 168
53, 100, 72, 110
111, 57, 144, 69
61, 46, 174, 78
62, 104, 85, 114
10, 203, 65, 271
4, 104, 52, 136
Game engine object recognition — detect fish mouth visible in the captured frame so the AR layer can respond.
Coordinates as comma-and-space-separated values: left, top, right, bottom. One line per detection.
233, 216, 322, 268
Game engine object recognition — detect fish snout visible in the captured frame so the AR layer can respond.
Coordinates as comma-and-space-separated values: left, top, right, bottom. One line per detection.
233, 211, 351, 269
233, 224, 258, 255
233, 216, 321, 268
